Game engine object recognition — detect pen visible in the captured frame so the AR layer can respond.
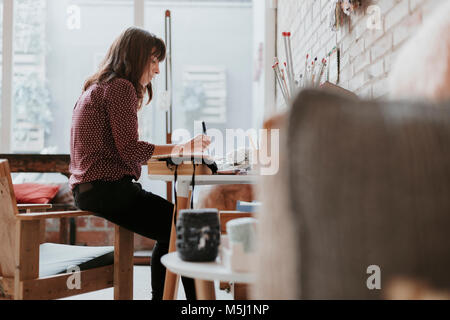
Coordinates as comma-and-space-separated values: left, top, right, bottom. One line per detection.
202, 121, 210, 157
202, 121, 207, 135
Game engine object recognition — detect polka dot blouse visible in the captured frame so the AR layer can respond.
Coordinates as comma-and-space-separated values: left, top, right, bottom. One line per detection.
69, 78, 155, 190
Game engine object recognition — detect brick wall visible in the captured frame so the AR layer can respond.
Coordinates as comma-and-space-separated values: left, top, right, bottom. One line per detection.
45, 217, 155, 250
276, 0, 439, 101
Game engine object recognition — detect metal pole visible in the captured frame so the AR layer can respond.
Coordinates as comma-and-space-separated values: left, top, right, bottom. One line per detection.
165, 10, 173, 142
165, 10, 173, 202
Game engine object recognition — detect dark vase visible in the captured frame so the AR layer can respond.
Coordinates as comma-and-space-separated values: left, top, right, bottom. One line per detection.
176, 208, 221, 262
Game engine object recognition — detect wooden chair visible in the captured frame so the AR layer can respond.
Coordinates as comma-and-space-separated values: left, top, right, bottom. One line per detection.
0, 154, 75, 244
219, 211, 253, 235
0, 159, 134, 300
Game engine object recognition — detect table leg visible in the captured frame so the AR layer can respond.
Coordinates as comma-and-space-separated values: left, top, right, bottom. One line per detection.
195, 279, 216, 300
232, 283, 249, 300
163, 181, 191, 300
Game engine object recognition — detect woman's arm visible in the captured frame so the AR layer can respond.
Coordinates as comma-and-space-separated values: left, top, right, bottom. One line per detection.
152, 144, 178, 156
105, 79, 155, 165
152, 134, 211, 157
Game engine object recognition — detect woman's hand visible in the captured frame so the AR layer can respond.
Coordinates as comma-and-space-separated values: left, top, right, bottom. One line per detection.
180, 134, 211, 154
153, 135, 211, 158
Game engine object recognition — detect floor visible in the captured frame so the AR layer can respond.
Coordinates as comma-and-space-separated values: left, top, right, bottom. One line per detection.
60, 265, 233, 300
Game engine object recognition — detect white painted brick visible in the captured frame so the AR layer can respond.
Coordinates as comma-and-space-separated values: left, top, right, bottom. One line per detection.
371, 33, 393, 61
392, 21, 413, 47
353, 50, 371, 74
372, 77, 390, 98
384, 51, 400, 74
410, 0, 424, 11
276, 0, 434, 100
392, 11, 422, 47
340, 64, 353, 82
384, 1, 410, 31
365, 58, 385, 80
348, 38, 365, 60
348, 71, 365, 91
376, 0, 398, 15
356, 85, 373, 99
353, 16, 369, 40
364, 29, 385, 49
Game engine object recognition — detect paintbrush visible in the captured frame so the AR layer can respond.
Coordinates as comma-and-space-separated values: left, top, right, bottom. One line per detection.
316, 58, 327, 87
282, 32, 295, 94
272, 60, 289, 105
274, 58, 290, 99
282, 62, 291, 98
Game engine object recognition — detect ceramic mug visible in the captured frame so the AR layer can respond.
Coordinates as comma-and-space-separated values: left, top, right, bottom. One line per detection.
176, 208, 221, 262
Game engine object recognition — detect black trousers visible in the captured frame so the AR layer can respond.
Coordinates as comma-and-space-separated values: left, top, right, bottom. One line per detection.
72, 176, 196, 300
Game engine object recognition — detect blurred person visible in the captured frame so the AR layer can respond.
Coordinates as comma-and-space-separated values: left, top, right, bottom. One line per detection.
389, 1, 450, 102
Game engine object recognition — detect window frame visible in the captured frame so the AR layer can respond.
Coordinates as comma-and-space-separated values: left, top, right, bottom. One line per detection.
1, 0, 13, 152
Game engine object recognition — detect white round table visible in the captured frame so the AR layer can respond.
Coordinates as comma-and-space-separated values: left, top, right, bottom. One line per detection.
161, 252, 255, 300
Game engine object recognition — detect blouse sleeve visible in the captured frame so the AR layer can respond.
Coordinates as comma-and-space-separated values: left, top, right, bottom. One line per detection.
104, 79, 155, 165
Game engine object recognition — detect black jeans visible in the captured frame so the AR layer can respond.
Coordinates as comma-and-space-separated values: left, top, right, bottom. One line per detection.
73, 176, 196, 300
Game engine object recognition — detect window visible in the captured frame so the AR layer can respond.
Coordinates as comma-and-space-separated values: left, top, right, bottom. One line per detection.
11, 0, 133, 153
0, 0, 4, 150
182, 66, 227, 124
13, 0, 48, 152
142, 0, 253, 147
3, 0, 254, 154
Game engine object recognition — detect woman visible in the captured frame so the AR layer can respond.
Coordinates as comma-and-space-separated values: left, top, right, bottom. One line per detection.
69, 27, 210, 300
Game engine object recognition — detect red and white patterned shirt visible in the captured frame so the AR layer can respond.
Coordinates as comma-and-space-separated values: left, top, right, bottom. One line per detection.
69, 78, 155, 189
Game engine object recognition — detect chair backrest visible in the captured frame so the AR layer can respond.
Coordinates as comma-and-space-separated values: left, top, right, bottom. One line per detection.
254, 89, 450, 299
0, 154, 71, 177
0, 160, 19, 278
219, 211, 253, 234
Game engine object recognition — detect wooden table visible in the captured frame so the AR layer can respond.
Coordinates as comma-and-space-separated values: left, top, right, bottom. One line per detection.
147, 163, 257, 300
161, 252, 254, 300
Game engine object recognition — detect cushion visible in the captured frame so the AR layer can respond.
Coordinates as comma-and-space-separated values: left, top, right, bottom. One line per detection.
39, 243, 114, 278
13, 183, 60, 204
11, 173, 74, 206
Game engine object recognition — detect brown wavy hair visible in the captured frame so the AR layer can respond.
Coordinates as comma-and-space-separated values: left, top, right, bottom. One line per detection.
83, 27, 166, 109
